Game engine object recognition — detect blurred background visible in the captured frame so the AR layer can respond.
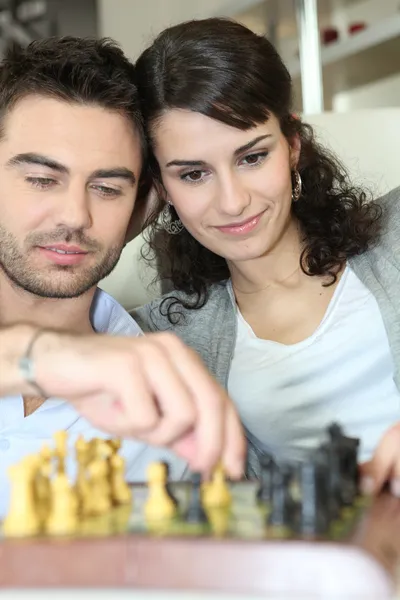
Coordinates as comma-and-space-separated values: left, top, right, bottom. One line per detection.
1, 0, 398, 114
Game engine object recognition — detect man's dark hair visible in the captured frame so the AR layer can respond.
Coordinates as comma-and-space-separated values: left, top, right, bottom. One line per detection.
0, 36, 146, 163
135, 18, 382, 321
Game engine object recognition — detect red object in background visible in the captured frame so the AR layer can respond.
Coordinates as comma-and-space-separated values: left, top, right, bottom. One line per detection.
321, 26, 339, 45
349, 22, 367, 34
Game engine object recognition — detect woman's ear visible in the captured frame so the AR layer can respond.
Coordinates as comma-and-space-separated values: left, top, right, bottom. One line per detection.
153, 179, 169, 202
124, 186, 160, 243
289, 133, 302, 170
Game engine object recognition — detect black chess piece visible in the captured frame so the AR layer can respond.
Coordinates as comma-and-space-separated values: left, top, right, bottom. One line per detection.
163, 462, 178, 507
297, 460, 330, 536
257, 454, 274, 504
328, 422, 344, 442
267, 464, 295, 528
185, 473, 208, 524
340, 436, 360, 502
320, 442, 342, 519
326, 424, 360, 505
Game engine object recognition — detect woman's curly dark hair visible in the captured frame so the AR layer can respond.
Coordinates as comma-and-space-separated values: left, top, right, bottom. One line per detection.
135, 18, 382, 321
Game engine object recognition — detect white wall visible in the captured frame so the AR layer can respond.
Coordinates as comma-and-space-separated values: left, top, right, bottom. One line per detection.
331, 0, 400, 39
333, 72, 400, 111
97, 0, 261, 59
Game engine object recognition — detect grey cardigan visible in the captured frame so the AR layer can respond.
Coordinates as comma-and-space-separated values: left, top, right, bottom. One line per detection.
133, 186, 400, 392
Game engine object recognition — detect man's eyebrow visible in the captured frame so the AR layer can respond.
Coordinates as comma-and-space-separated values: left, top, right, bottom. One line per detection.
165, 134, 272, 168
90, 168, 136, 185
6, 153, 69, 173
6, 155, 136, 185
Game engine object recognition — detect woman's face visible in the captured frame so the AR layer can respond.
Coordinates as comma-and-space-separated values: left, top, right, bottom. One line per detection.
153, 109, 300, 264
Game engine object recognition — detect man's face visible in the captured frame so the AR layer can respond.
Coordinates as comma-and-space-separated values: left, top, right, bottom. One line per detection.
0, 96, 142, 298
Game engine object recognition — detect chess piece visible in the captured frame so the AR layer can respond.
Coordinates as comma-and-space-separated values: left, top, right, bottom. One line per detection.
208, 507, 230, 537
202, 463, 231, 509
185, 473, 208, 524
337, 436, 360, 505
110, 453, 132, 505
346, 437, 360, 493
40, 444, 53, 469
163, 462, 178, 507
87, 437, 100, 463
320, 442, 342, 519
328, 423, 344, 441
112, 504, 132, 534
54, 430, 68, 474
145, 462, 176, 521
325, 423, 360, 507
46, 472, 77, 535
95, 439, 113, 461
297, 460, 330, 536
75, 436, 89, 466
3, 458, 41, 537
34, 458, 52, 524
257, 454, 274, 504
107, 438, 122, 454
267, 464, 294, 529
87, 458, 112, 516
75, 436, 90, 515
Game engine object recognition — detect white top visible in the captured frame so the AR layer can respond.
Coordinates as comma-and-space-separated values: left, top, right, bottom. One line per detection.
227, 267, 400, 464
0, 289, 187, 517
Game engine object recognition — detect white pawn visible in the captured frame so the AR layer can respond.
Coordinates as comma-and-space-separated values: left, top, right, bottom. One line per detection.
144, 462, 176, 521
110, 453, 132, 505
202, 463, 231, 509
3, 458, 40, 537
86, 459, 111, 516
46, 473, 77, 535
53, 430, 68, 474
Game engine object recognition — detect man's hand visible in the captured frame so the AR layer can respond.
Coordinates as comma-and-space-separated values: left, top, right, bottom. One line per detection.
33, 329, 246, 478
360, 422, 400, 497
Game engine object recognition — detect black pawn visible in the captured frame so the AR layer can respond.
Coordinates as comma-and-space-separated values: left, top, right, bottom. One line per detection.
320, 442, 342, 519
163, 462, 178, 507
326, 424, 360, 505
185, 473, 208, 524
257, 454, 274, 504
328, 422, 344, 442
340, 436, 360, 502
267, 464, 294, 528
345, 437, 360, 495
297, 461, 330, 536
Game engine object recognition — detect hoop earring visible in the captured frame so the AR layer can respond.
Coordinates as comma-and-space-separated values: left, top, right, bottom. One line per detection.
292, 170, 302, 202
161, 203, 184, 235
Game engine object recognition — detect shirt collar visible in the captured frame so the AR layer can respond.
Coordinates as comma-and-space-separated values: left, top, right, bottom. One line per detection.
90, 287, 143, 337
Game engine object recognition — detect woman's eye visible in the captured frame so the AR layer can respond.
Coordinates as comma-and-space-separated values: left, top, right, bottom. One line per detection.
241, 151, 268, 166
26, 177, 56, 189
181, 170, 205, 183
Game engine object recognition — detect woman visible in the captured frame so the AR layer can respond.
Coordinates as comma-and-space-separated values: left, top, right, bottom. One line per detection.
133, 18, 400, 492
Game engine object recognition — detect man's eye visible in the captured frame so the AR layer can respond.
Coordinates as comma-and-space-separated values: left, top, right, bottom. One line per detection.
25, 177, 56, 189
91, 185, 121, 197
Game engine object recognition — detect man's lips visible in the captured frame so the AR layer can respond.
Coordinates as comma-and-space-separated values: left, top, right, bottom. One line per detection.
37, 244, 90, 266
39, 244, 88, 254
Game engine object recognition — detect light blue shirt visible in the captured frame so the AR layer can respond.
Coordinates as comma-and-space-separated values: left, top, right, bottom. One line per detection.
0, 289, 187, 517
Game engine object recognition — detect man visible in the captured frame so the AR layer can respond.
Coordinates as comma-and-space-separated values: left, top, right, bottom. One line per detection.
0, 37, 244, 516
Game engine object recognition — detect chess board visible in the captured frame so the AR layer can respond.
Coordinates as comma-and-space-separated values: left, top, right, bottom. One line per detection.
0, 480, 399, 598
